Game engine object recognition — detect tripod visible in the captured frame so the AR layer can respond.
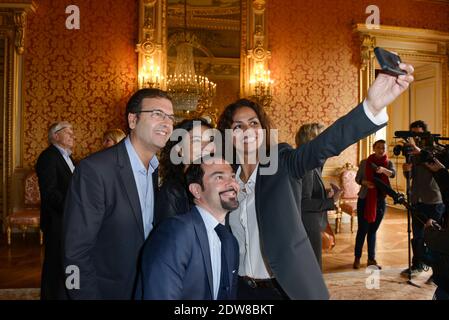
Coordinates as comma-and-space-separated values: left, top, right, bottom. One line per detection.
373, 169, 427, 288
403, 155, 421, 288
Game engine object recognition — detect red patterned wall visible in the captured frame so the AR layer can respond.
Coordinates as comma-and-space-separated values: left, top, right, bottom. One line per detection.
267, 0, 449, 168
22, 0, 449, 168
23, 0, 137, 166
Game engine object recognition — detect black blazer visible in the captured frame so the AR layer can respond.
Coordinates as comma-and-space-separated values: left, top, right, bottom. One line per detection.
63, 140, 158, 299
36, 144, 73, 235
36, 144, 74, 299
138, 207, 239, 300
301, 168, 335, 221
248, 103, 385, 300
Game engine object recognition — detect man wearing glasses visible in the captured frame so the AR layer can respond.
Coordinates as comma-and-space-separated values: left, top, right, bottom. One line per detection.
36, 121, 75, 300
63, 88, 174, 299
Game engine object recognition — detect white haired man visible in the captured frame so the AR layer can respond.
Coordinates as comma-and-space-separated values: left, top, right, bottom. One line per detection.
36, 121, 75, 300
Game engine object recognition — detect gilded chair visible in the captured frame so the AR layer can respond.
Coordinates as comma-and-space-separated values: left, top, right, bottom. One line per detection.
335, 163, 360, 233
6, 171, 43, 245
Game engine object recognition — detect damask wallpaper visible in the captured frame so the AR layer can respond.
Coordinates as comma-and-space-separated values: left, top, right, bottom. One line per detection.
23, 0, 137, 167
267, 0, 449, 168
22, 0, 449, 169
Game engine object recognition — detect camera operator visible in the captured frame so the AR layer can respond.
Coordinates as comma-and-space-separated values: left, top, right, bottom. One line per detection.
424, 159, 449, 300
401, 120, 445, 277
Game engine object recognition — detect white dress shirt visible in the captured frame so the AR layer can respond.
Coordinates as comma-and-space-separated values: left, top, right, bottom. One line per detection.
228, 102, 387, 280
228, 164, 272, 279
196, 205, 222, 300
54, 144, 75, 173
124, 137, 158, 239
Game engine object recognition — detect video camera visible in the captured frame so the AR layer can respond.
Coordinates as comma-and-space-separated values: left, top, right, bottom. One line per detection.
393, 130, 449, 166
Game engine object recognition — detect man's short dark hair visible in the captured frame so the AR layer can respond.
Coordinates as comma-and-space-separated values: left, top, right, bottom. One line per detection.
373, 139, 386, 148
125, 88, 171, 128
185, 163, 205, 202
410, 120, 428, 132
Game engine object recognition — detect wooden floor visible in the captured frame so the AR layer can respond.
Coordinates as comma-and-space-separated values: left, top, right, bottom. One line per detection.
323, 206, 410, 273
0, 207, 411, 289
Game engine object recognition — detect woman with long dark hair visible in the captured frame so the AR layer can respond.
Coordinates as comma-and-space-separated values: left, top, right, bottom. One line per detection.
216, 63, 414, 300
155, 118, 214, 223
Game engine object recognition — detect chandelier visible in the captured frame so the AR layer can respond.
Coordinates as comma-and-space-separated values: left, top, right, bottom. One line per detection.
166, 0, 216, 113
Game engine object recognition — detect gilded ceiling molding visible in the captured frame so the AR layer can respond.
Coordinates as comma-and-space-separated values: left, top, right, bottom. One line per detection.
13, 11, 26, 54
0, 1, 36, 54
136, 0, 167, 89
241, 0, 271, 100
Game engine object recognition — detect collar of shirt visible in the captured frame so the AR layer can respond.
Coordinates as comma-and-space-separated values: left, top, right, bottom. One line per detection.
53, 143, 72, 158
124, 136, 159, 175
235, 163, 259, 195
196, 205, 222, 231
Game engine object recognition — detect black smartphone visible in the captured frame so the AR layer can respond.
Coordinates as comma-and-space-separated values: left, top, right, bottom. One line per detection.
374, 47, 407, 77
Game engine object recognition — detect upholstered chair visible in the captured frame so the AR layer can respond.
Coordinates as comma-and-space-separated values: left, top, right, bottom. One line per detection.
335, 163, 360, 233
6, 171, 42, 245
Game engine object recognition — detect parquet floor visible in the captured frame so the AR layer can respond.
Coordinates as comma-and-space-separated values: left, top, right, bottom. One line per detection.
0, 207, 411, 289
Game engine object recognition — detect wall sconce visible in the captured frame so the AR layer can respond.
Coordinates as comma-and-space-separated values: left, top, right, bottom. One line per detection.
249, 63, 273, 107
139, 56, 162, 89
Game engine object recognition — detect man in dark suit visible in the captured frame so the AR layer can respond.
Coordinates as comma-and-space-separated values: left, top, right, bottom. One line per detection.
63, 88, 174, 299
36, 121, 75, 300
138, 158, 239, 300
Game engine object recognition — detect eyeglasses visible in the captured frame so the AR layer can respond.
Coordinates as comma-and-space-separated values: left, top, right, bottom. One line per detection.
137, 109, 176, 123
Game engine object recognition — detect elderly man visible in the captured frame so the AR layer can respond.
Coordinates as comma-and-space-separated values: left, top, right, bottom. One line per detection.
36, 121, 75, 300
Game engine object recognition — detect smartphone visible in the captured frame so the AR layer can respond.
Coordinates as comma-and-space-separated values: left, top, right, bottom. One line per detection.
374, 47, 407, 77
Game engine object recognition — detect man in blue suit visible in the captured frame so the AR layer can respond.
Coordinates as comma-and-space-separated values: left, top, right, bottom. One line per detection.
138, 158, 240, 300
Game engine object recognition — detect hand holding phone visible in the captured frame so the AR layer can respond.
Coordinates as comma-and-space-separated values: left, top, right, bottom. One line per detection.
374, 47, 407, 77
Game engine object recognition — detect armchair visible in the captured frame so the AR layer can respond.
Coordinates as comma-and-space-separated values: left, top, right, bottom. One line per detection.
6, 171, 42, 245
335, 163, 360, 233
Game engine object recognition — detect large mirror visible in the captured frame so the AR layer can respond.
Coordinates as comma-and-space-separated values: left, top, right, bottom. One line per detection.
138, 0, 270, 126
166, 0, 242, 123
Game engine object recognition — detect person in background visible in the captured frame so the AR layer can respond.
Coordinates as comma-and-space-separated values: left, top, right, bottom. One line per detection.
401, 120, 445, 277
36, 121, 75, 300
155, 118, 215, 223
353, 139, 396, 269
102, 128, 126, 149
425, 159, 449, 300
296, 122, 341, 269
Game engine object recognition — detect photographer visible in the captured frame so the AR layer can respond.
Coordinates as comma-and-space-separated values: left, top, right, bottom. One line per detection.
424, 159, 449, 300
401, 121, 445, 277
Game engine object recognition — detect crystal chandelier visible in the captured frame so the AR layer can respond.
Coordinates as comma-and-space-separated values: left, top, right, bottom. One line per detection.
166, 0, 216, 113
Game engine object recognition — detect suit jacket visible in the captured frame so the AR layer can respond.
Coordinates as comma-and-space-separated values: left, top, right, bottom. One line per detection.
138, 207, 239, 300
36, 144, 73, 235
247, 103, 385, 300
36, 144, 74, 300
301, 167, 335, 227
301, 168, 335, 267
63, 140, 158, 299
